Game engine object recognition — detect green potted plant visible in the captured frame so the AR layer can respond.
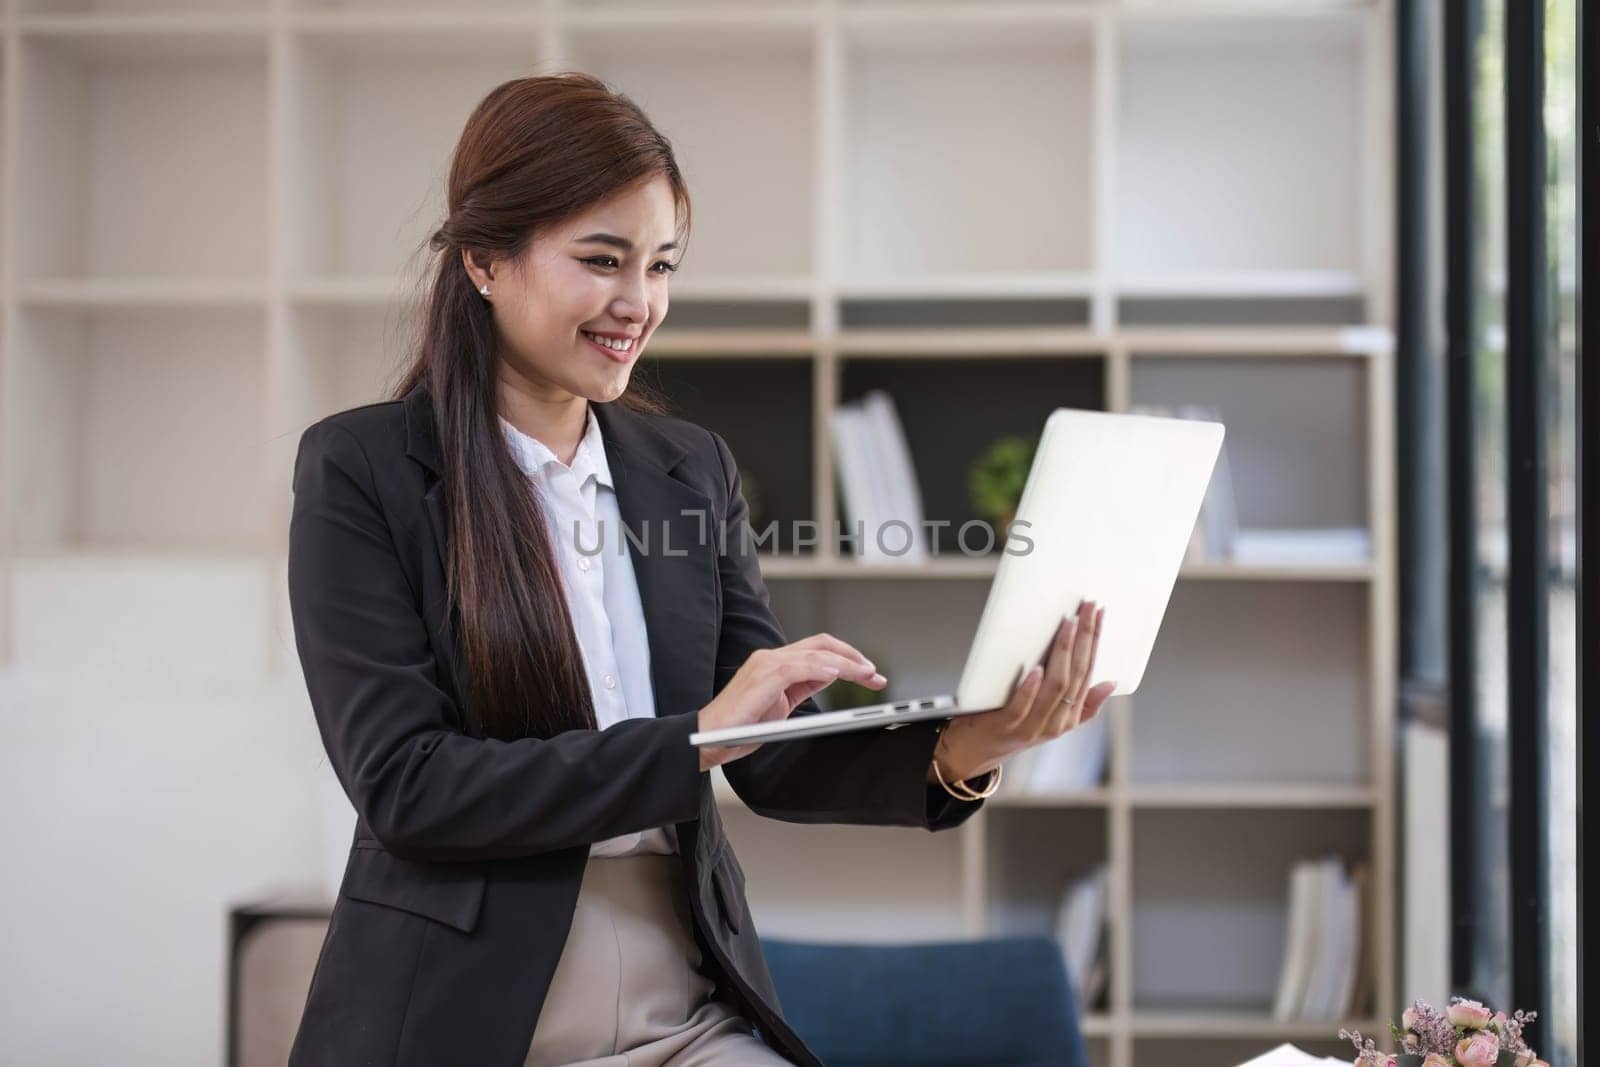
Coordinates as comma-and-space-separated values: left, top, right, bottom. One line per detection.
968, 433, 1039, 542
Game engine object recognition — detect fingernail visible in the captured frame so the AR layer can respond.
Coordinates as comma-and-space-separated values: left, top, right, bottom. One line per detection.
870, 672, 887, 685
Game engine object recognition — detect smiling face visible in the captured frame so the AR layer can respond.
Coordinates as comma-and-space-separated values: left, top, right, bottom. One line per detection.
465, 173, 682, 405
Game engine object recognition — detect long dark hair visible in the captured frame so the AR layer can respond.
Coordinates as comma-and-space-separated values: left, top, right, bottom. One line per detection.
391, 72, 692, 742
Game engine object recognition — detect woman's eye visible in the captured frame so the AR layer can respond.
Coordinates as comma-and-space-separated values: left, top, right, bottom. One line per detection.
582, 256, 678, 275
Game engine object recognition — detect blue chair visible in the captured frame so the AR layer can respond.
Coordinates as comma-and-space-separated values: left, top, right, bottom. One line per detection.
758, 935, 1091, 1067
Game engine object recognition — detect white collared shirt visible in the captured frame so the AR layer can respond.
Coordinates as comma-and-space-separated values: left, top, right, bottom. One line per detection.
499, 406, 679, 858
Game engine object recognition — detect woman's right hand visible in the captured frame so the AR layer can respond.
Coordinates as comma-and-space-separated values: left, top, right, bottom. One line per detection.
696, 634, 886, 772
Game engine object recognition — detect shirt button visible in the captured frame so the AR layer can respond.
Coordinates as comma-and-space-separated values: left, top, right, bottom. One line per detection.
603, 674, 616, 689
577, 557, 591, 573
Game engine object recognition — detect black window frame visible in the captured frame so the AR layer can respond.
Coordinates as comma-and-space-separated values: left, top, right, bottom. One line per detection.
1399, 1, 1589, 1060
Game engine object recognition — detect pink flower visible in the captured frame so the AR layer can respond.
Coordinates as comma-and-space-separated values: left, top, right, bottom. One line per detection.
1448, 998, 1495, 1030
1421, 1055, 1451, 1067
1402, 1006, 1422, 1031
1514, 1058, 1549, 1067
1456, 1031, 1500, 1066
1491, 1011, 1510, 1033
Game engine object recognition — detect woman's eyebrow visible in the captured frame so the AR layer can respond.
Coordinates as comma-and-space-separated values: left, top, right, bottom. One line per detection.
574, 232, 679, 253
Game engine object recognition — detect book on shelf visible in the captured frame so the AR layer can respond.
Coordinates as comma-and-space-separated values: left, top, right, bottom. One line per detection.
1232, 1043, 1351, 1067
1053, 864, 1110, 1011
1271, 861, 1319, 1020
1297, 857, 1348, 1020
830, 405, 880, 559
1271, 856, 1369, 1022
998, 706, 1109, 797
1327, 863, 1363, 1021
860, 390, 929, 563
830, 390, 928, 564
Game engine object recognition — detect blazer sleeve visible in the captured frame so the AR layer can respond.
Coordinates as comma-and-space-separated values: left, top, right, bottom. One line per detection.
287, 420, 703, 863
706, 429, 986, 832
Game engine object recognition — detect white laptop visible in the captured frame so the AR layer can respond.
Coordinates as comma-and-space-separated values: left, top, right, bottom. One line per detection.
688, 407, 1225, 748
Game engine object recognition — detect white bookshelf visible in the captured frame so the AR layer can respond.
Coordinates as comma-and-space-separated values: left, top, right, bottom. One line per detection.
0, 3, 1397, 1066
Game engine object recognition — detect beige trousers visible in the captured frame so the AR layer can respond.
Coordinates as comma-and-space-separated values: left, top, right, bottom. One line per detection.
524, 852, 793, 1066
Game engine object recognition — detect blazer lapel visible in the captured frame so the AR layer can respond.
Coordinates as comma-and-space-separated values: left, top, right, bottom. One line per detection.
402, 383, 719, 733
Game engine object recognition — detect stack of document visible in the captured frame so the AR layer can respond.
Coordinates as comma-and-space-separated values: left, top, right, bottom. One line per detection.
830, 391, 928, 564
1233, 1044, 1353, 1067
1231, 527, 1372, 564
996, 708, 1109, 796
1053, 864, 1109, 1010
1271, 857, 1371, 1021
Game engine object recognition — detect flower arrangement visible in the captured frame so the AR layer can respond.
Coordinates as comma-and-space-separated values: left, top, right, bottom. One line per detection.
1340, 997, 1545, 1067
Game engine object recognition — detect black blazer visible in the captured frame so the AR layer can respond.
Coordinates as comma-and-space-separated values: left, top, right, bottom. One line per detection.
284, 380, 985, 1066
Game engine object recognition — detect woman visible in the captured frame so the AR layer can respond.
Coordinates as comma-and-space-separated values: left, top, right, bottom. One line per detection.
285, 72, 1116, 1067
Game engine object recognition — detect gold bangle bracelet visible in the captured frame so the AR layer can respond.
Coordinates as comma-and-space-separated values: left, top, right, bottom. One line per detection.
933, 757, 1002, 801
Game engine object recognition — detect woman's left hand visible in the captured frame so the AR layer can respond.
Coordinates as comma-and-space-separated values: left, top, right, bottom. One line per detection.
930, 598, 1116, 785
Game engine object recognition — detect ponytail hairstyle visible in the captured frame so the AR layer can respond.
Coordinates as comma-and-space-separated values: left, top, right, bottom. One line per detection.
391, 72, 691, 741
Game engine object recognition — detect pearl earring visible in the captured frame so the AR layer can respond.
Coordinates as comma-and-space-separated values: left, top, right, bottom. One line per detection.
479, 284, 491, 297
